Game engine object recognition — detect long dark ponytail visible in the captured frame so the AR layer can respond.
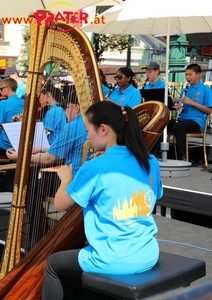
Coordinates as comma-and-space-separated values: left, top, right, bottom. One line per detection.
85, 101, 150, 173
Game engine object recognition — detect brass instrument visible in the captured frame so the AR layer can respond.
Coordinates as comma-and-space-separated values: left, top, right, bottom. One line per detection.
0, 12, 170, 299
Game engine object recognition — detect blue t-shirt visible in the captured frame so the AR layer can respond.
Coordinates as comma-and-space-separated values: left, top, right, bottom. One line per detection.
17, 81, 26, 100
48, 114, 87, 176
67, 146, 163, 274
144, 79, 165, 89
42, 103, 66, 145
110, 84, 141, 107
102, 84, 110, 97
179, 82, 212, 131
0, 95, 24, 150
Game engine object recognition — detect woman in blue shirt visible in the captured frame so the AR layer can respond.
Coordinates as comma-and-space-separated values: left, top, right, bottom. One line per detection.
39, 82, 66, 144
41, 101, 163, 300
106, 67, 141, 107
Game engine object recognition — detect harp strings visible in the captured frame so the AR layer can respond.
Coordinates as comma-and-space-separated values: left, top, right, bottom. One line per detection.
21, 27, 93, 253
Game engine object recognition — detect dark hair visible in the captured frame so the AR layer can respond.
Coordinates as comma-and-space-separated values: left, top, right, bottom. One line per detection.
117, 67, 137, 88
85, 101, 150, 173
65, 85, 79, 105
0, 78, 17, 92
99, 69, 109, 87
186, 63, 201, 74
154, 69, 161, 76
41, 81, 63, 103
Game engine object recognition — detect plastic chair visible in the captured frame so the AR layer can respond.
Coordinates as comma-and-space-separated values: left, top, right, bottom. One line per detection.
168, 82, 183, 98
186, 115, 209, 167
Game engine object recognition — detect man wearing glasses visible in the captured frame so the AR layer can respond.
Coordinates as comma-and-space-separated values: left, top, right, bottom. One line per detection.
0, 78, 24, 156
1, 67, 26, 100
0, 78, 25, 192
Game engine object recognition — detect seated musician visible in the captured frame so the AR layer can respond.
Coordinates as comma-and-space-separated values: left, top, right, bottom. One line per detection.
0, 78, 25, 192
39, 81, 67, 145
6, 96, 87, 177
6, 96, 88, 251
41, 101, 163, 300
141, 61, 165, 90
0, 78, 24, 157
141, 62, 165, 157
167, 63, 212, 160
105, 67, 142, 107
1, 67, 26, 100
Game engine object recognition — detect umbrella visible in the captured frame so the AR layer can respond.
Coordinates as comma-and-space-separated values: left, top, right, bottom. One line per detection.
82, 0, 212, 160
0, 0, 124, 17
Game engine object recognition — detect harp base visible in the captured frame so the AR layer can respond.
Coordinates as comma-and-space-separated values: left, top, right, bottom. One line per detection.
159, 159, 192, 178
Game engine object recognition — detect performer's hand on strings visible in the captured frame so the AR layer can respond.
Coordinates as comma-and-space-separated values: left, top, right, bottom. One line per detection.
89, 151, 104, 159
6, 148, 18, 160
57, 164, 73, 183
12, 115, 21, 122
55, 164, 74, 211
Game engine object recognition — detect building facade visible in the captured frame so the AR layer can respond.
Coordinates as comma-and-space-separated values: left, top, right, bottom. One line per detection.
0, 21, 23, 76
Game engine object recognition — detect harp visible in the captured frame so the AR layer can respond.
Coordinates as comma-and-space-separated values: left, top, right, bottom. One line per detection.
0, 13, 170, 299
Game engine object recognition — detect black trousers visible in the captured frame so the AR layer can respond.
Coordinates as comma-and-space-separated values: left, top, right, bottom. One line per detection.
167, 119, 200, 158
0, 148, 6, 157
42, 249, 115, 300
0, 147, 15, 192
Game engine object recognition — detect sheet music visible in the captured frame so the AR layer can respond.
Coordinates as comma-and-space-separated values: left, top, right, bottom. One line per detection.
2, 121, 50, 152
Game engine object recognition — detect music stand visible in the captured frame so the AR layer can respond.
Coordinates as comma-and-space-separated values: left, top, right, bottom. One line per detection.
140, 89, 174, 110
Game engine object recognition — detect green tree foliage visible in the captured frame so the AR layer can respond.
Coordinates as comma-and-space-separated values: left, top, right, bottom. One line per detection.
14, 25, 30, 75
93, 33, 134, 62
93, 6, 134, 62
15, 25, 63, 76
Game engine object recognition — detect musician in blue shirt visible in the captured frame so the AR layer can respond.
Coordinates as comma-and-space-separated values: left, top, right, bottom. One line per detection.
105, 67, 141, 107
141, 62, 165, 156
39, 82, 66, 145
0, 78, 24, 155
1, 67, 26, 100
142, 61, 165, 90
6, 98, 87, 177
41, 101, 163, 300
167, 63, 212, 160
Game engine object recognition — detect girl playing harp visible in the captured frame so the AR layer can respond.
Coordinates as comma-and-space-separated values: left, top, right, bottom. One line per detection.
6, 96, 87, 177
42, 101, 163, 300
39, 82, 66, 145
6, 95, 87, 251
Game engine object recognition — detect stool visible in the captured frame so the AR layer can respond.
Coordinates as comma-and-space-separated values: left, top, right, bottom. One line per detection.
81, 252, 206, 300
149, 281, 212, 300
